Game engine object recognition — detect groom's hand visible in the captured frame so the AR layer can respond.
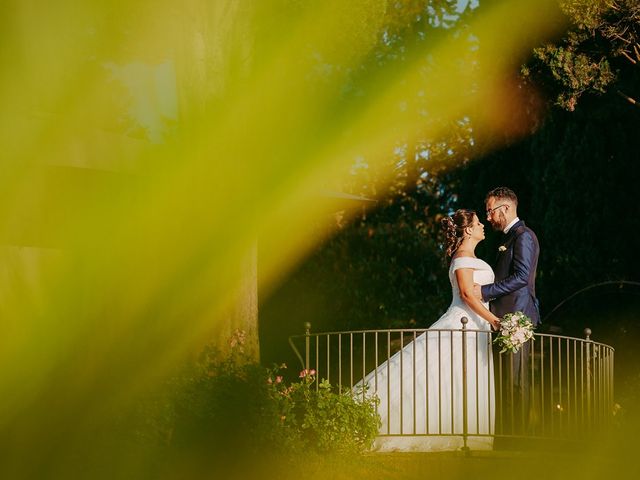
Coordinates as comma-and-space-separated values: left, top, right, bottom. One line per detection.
472, 284, 483, 301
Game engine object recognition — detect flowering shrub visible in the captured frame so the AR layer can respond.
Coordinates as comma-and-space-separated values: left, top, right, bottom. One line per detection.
131, 333, 379, 462
267, 366, 380, 455
494, 311, 535, 353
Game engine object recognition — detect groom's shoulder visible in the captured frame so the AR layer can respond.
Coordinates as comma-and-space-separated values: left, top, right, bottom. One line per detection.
514, 222, 538, 243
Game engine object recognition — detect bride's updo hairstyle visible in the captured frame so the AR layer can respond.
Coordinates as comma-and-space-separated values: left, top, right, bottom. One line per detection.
440, 209, 476, 257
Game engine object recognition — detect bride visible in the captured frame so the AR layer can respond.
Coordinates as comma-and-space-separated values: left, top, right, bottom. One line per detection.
358, 209, 500, 452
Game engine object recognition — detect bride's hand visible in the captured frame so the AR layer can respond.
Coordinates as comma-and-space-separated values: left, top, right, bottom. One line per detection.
490, 319, 501, 331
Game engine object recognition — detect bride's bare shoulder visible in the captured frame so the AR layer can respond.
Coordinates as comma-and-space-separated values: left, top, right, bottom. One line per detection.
451, 254, 477, 261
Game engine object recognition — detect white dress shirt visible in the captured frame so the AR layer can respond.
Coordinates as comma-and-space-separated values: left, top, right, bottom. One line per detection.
503, 217, 520, 234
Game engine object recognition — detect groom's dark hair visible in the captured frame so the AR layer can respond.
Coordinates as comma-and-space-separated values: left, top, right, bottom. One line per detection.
486, 186, 518, 206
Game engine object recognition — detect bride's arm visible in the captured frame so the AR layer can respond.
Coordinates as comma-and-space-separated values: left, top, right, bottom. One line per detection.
455, 268, 500, 330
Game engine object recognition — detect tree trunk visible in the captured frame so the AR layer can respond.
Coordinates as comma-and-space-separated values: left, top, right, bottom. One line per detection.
174, 0, 259, 362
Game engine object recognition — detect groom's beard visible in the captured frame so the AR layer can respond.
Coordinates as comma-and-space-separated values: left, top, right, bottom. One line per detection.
490, 212, 507, 231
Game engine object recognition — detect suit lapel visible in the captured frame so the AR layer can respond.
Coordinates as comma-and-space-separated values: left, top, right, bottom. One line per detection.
502, 220, 525, 249
494, 220, 525, 277
502, 231, 517, 250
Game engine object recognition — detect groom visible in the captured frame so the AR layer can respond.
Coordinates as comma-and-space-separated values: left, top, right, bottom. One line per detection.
474, 186, 540, 434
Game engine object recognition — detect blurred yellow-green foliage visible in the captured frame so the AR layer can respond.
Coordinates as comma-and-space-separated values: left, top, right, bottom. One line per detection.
0, 0, 570, 477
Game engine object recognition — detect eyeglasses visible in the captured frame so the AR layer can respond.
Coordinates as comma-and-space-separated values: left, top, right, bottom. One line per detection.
486, 204, 508, 216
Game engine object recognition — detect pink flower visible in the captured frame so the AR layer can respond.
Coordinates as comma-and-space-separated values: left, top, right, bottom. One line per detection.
299, 368, 316, 378
512, 330, 527, 344
229, 329, 247, 349
275, 376, 283, 384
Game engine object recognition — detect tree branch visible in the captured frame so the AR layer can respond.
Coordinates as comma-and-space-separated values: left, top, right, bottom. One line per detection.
612, 33, 631, 44
621, 50, 637, 64
617, 90, 639, 107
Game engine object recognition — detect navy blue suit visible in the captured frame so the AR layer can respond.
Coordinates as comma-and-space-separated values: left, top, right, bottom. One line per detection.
481, 220, 540, 325
481, 219, 539, 434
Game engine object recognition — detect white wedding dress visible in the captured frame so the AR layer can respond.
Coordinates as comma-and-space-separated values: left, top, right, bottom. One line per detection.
358, 257, 495, 451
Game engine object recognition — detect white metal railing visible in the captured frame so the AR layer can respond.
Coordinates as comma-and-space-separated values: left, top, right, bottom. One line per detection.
289, 319, 614, 448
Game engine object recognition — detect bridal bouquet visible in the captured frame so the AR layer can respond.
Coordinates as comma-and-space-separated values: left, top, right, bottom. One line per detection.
494, 311, 534, 354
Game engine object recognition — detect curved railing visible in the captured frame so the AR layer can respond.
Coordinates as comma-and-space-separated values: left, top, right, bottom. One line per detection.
289, 320, 614, 449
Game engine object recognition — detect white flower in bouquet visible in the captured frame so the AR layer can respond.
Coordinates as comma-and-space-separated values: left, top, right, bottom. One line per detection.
494, 311, 534, 354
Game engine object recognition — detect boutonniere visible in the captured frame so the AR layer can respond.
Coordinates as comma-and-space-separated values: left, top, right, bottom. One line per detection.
498, 245, 507, 252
